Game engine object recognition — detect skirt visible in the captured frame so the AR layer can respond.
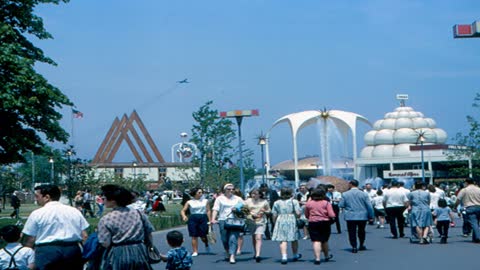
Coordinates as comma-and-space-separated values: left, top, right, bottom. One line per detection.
101, 243, 153, 270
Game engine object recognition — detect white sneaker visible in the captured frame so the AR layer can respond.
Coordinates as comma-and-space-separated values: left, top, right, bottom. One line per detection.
302, 236, 309, 240
192, 252, 198, 257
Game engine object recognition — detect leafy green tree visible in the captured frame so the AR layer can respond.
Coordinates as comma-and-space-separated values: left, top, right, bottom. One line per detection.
190, 101, 256, 191
0, 0, 72, 164
191, 101, 236, 187
449, 93, 480, 180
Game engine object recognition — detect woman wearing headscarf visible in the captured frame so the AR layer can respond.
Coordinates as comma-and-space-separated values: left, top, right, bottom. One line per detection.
271, 187, 302, 264
180, 187, 212, 256
97, 184, 154, 269
210, 183, 244, 264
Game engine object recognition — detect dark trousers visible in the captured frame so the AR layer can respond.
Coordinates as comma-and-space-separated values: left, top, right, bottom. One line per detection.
332, 204, 341, 233
35, 244, 83, 270
462, 212, 472, 235
346, 220, 367, 248
436, 220, 450, 238
82, 202, 95, 218
10, 207, 19, 219
385, 206, 406, 237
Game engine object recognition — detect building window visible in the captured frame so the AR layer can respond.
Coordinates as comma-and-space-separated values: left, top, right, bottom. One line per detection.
114, 168, 123, 178
159, 167, 167, 182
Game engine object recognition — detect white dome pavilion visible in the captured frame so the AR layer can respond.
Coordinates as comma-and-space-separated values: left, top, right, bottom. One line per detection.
359, 106, 448, 158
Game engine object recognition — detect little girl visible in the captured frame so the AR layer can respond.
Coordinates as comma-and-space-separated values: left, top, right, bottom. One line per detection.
433, 198, 455, 244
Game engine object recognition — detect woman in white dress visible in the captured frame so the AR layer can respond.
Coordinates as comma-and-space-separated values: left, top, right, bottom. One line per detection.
180, 187, 212, 256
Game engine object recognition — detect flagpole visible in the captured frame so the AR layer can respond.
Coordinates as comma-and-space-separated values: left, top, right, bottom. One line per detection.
71, 108, 75, 148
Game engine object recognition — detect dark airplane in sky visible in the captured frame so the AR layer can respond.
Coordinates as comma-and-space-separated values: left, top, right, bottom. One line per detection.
177, 78, 189, 84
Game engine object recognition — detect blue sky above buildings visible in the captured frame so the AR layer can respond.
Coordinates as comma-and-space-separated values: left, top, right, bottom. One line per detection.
35, 1, 480, 167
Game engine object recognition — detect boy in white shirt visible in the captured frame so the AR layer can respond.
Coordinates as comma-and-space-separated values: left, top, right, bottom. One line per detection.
0, 225, 35, 269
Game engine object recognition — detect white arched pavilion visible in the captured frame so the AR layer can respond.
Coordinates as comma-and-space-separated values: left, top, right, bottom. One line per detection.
265, 109, 371, 188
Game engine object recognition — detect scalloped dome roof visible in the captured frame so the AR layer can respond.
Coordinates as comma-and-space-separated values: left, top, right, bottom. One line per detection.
360, 106, 448, 158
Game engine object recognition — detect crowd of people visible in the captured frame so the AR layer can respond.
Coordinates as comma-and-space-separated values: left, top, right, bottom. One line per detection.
0, 177, 479, 269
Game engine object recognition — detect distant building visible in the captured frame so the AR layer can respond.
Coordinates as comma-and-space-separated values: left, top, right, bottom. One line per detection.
355, 100, 470, 184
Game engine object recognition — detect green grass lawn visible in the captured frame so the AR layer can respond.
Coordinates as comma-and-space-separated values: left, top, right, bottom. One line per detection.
0, 203, 185, 234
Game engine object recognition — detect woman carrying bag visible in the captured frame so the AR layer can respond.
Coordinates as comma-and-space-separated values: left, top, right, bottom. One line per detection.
210, 183, 244, 264
97, 185, 155, 270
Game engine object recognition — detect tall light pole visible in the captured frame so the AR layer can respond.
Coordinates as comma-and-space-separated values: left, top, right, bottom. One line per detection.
420, 136, 425, 184
132, 162, 137, 180
258, 133, 267, 184
220, 109, 259, 195
48, 157, 54, 184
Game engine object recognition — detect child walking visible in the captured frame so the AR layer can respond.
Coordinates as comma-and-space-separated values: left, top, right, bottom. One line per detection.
433, 199, 455, 244
0, 225, 35, 269
161, 230, 193, 270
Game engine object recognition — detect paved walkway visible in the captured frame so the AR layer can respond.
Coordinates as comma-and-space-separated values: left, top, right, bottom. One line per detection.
151, 217, 477, 270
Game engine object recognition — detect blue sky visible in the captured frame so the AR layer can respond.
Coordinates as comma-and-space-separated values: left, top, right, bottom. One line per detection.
35, 0, 480, 167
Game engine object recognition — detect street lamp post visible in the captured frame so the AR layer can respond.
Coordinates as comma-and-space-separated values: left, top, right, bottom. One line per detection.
48, 157, 54, 184
132, 162, 137, 180
220, 109, 259, 195
258, 133, 267, 184
420, 136, 425, 184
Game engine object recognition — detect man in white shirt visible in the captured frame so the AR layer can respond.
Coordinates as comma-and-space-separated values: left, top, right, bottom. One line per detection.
383, 180, 409, 239
22, 185, 89, 270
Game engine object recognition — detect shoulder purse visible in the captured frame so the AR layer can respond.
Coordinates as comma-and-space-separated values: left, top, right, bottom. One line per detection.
224, 212, 247, 231
138, 210, 162, 264
291, 200, 305, 229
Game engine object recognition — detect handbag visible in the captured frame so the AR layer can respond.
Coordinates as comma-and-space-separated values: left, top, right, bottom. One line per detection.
206, 225, 217, 244
291, 200, 304, 229
145, 243, 162, 264
224, 211, 247, 231
138, 210, 162, 264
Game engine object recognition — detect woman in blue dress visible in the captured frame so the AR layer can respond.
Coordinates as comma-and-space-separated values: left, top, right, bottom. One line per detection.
407, 180, 433, 244
271, 187, 302, 264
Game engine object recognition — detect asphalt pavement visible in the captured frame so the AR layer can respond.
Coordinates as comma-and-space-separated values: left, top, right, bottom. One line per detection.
151, 216, 478, 270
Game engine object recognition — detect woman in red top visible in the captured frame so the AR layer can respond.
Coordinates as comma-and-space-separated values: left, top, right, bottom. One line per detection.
305, 188, 336, 265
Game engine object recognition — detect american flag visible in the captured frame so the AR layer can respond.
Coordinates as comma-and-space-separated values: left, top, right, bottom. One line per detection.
72, 109, 84, 119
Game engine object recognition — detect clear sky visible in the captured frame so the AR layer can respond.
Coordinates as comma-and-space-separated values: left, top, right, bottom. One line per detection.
35, 0, 480, 167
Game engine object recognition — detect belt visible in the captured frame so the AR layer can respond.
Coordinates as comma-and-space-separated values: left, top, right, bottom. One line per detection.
36, 241, 80, 247
111, 240, 143, 246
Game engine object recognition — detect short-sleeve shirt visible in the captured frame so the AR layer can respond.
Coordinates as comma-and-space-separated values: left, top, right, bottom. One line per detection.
433, 207, 451, 221
457, 185, 480, 207
166, 246, 192, 270
187, 199, 208, 215
98, 207, 154, 247
22, 201, 89, 244
212, 195, 243, 221
0, 243, 34, 270
244, 198, 270, 224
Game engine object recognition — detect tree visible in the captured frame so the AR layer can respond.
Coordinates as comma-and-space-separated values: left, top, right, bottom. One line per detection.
190, 101, 256, 191
0, 0, 72, 164
449, 93, 480, 180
